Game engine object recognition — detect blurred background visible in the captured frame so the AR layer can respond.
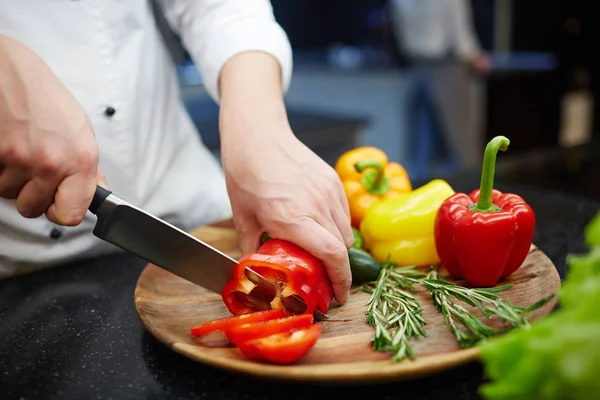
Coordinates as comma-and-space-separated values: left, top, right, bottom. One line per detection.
165, 0, 599, 198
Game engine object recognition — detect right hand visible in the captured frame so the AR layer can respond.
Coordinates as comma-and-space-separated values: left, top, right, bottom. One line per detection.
0, 35, 105, 226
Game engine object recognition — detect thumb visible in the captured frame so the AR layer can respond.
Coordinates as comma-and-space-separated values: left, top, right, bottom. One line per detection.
96, 166, 109, 189
46, 167, 107, 226
234, 215, 262, 255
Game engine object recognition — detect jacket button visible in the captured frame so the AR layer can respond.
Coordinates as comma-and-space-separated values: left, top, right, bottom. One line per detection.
49, 228, 62, 239
104, 106, 116, 117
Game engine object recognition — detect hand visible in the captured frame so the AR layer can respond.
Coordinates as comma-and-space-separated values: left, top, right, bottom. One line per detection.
222, 126, 355, 304
468, 52, 492, 74
0, 35, 106, 225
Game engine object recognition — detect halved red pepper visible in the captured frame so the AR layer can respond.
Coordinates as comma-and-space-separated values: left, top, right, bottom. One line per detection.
225, 313, 314, 345
221, 239, 334, 316
190, 308, 285, 337
434, 136, 536, 287
236, 323, 323, 364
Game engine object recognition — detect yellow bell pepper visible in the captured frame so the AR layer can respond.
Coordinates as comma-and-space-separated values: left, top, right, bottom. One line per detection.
359, 179, 455, 266
335, 146, 412, 227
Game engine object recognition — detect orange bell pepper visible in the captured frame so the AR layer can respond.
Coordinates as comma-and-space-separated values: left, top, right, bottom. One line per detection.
335, 146, 412, 227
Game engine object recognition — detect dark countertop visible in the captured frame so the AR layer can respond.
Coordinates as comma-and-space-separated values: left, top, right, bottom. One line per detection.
1, 143, 600, 400
494, 138, 600, 202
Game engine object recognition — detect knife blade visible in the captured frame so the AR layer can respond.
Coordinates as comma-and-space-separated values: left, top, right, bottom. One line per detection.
88, 185, 238, 294
88, 186, 328, 320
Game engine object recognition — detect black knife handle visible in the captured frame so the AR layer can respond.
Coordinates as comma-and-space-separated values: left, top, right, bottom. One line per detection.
89, 185, 113, 215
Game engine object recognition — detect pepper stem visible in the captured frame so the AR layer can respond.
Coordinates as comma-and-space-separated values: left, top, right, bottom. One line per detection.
475, 135, 510, 212
354, 160, 390, 196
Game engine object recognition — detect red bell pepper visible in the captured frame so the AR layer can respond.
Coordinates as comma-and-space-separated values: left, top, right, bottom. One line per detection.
235, 323, 323, 364
434, 136, 535, 287
221, 239, 334, 316
190, 308, 285, 337
225, 313, 314, 345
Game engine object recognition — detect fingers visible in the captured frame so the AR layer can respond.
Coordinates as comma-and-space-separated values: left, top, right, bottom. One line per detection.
318, 212, 347, 250
337, 179, 351, 221
46, 171, 97, 226
331, 175, 354, 248
1, 165, 102, 224
271, 217, 352, 304
0, 165, 100, 223
15, 177, 60, 218
311, 180, 353, 250
46, 145, 99, 226
314, 182, 353, 250
234, 214, 263, 255
0, 166, 27, 199
320, 200, 354, 251
330, 202, 354, 250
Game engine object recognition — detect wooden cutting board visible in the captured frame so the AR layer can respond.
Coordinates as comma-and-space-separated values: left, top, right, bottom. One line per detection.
134, 222, 561, 384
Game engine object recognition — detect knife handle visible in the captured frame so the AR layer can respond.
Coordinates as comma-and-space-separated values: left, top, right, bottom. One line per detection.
89, 185, 113, 215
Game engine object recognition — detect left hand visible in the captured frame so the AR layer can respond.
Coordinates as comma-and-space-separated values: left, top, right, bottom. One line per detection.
220, 122, 355, 304
217, 51, 355, 304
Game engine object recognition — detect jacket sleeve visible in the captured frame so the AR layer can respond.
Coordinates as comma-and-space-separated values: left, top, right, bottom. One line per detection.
156, 0, 293, 103
449, 0, 482, 61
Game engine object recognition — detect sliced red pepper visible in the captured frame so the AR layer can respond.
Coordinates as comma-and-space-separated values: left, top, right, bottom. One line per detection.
434, 136, 536, 287
190, 308, 285, 337
236, 323, 322, 364
221, 239, 334, 316
225, 313, 314, 345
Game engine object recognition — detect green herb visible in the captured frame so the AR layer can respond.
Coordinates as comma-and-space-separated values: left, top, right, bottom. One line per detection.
355, 262, 427, 362
355, 255, 553, 363
421, 268, 553, 348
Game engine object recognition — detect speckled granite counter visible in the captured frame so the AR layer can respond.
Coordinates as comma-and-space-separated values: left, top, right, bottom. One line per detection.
1, 153, 599, 400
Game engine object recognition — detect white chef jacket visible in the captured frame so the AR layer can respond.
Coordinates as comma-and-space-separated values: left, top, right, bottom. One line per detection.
0, 0, 293, 277
389, 0, 482, 61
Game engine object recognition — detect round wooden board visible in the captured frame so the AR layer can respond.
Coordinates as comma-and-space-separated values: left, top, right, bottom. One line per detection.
134, 223, 561, 384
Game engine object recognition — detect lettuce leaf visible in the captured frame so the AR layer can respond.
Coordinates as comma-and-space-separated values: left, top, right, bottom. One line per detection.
478, 210, 600, 400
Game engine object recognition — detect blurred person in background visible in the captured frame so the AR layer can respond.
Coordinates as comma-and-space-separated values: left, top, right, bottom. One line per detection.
388, 0, 491, 180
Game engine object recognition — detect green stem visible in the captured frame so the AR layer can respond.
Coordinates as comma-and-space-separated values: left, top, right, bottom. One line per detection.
475, 136, 510, 212
354, 160, 390, 196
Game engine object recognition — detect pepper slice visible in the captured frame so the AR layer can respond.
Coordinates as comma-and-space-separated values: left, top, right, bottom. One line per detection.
221, 239, 334, 316
434, 136, 536, 287
236, 323, 323, 364
225, 313, 314, 345
190, 308, 285, 336
335, 146, 412, 227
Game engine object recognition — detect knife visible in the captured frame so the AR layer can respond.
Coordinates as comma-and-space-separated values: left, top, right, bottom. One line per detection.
88, 185, 328, 320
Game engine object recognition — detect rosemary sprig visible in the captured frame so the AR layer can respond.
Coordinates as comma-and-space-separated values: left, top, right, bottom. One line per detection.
421, 268, 554, 348
355, 263, 427, 362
